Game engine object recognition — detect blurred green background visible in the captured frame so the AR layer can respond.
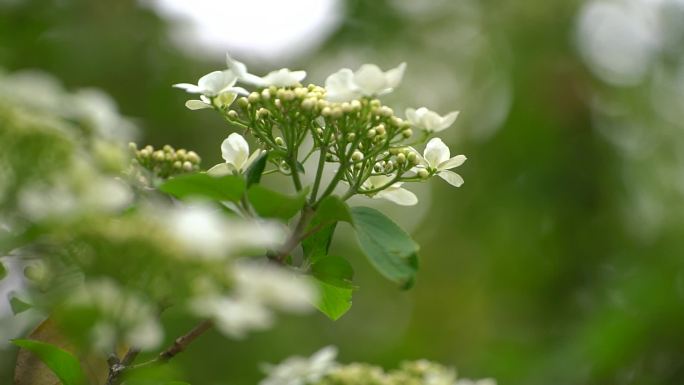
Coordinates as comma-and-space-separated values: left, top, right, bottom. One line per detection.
3, 0, 684, 384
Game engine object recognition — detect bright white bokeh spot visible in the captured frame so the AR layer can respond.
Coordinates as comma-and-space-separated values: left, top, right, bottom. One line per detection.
143, 0, 342, 63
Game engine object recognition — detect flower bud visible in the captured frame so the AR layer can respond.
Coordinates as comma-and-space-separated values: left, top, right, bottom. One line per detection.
316, 127, 324, 136
367, 128, 377, 138
276, 88, 286, 99
257, 108, 270, 118
177, 149, 187, 157
374, 162, 384, 172
370, 99, 381, 108
187, 151, 200, 164
237, 97, 249, 108
153, 150, 165, 161
322, 107, 332, 117
402, 128, 413, 138
347, 133, 356, 141
128, 142, 138, 152
350, 100, 362, 111
351, 151, 364, 161
396, 153, 406, 164
275, 137, 285, 146
162, 145, 173, 153
331, 107, 343, 119
182, 161, 193, 171
294, 87, 308, 98
384, 161, 395, 172
227, 110, 239, 119
317, 99, 329, 110
261, 89, 271, 100
325, 153, 335, 162
391, 116, 403, 127
375, 124, 386, 136
389, 147, 400, 155
248, 92, 260, 103
269, 85, 278, 94
275, 99, 283, 108
283, 90, 295, 101
341, 102, 352, 113
173, 160, 182, 169
301, 98, 316, 110
380, 106, 393, 117
418, 169, 429, 179
407, 151, 417, 163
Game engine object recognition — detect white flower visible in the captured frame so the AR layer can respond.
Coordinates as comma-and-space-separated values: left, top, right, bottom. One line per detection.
454, 379, 497, 385
166, 202, 285, 259
173, 70, 246, 96
191, 295, 273, 339
361, 175, 418, 206
325, 63, 406, 102
405, 107, 459, 133
415, 138, 466, 187
226, 53, 306, 88
233, 262, 317, 313
260, 346, 338, 385
208, 133, 263, 175
174, 70, 247, 110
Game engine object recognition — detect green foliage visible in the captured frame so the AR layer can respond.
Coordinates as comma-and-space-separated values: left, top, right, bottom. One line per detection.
245, 152, 269, 187
350, 207, 419, 287
0, 261, 6, 280
246, 185, 308, 221
9, 294, 32, 315
159, 173, 245, 202
11, 339, 86, 385
312, 256, 354, 288
314, 280, 353, 321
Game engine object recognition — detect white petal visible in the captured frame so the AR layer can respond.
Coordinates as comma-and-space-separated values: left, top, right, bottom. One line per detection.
207, 163, 236, 177
262, 68, 306, 87
375, 186, 418, 206
197, 71, 229, 95
423, 138, 450, 168
405, 108, 419, 124
366, 175, 395, 189
226, 52, 250, 79
173, 83, 203, 94
384, 62, 406, 89
353, 64, 387, 95
440, 110, 460, 130
185, 99, 212, 110
221, 133, 250, 169
438, 170, 464, 187
438, 154, 467, 170
325, 68, 360, 102
214, 92, 238, 108
229, 86, 250, 96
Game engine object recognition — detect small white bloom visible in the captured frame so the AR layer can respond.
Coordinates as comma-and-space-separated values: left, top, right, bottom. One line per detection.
191, 295, 273, 339
185, 93, 238, 110
260, 346, 338, 385
208, 133, 263, 175
173, 70, 246, 97
405, 107, 459, 133
226, 53, 306, 88
415, 138, 466, 187
325, 63, 406, 102
361, 175, 418, 206
233, 261, 317, 313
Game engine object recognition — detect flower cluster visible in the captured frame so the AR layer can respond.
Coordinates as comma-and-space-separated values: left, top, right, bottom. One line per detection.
130, 143, 201, 179
174, 54, 466, 206
259, 346, 496, 385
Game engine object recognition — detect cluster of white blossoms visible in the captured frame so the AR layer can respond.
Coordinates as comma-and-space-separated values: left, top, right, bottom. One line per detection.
258, 346, 496, 385
174, 53, 466, 207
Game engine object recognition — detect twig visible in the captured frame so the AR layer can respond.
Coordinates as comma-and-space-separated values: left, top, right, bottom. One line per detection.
132, 319, 214, 370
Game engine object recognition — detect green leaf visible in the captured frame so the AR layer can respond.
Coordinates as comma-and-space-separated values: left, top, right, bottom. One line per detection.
0, 261, 6, 280
350, 206, 420, 286
312, 256, 354, 288
11, 339, 86, 385
314, 279, 353, 320
245, 152, 269, 187
247, 185, 308, 221
9, 293, 32, 315
302, 196, 351, 261
159, 173, 245, 202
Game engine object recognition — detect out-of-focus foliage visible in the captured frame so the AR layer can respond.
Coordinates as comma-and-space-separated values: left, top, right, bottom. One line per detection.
3, 0, 684, 385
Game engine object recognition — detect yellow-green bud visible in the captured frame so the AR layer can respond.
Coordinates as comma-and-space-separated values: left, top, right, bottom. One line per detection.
128, 142, 138, 151
261, 89, 271, 100
276, 89, 286, 99
322, 107, 332, 117
187, 151, 200, 164
351, 100, 362, 111
237, 97, 249, 108
317, 99, 329, 110
153, 150, 165, 161
227, 110, 239, 119
331, 107, 343, 119
347, 133, 356, 141
396, 153, 406, 164
407, 151, 417, 163
341, 102, 352, 113
268, 85, 278, 94
163, 145, 174, 153
248, 92, 260, 103
389, 147, 400, 155
301, 98, 315, 110
351, 151, 364, 161
375, 124, 386, 136
275, 137, 285, 146
173, 160, 182, 169
283, 90, 295, 101
370, 99, 381, 108
402, 128, 413, 138
367, 128, 377, 138
417, 168, 429, 179
182, 161, 193, 171
294, 87, 308, 98
380, 106, 393, 117
257, 108, 270, 118
316, 127, 324, 135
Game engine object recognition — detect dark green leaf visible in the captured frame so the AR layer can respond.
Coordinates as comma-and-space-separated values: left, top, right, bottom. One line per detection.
312, 256, 354, 288
314, 279, 353, 320
302, 223, 336, 262
159, 173, 245, 202
350, 206, 420, 286
9, 293, 32, 315
247, 185, 308, 220
245, 152, 269, 187
0, 261, 6, 280
11, 339, 86, 385
315, 196, 352, 226
302, 196, 351, 261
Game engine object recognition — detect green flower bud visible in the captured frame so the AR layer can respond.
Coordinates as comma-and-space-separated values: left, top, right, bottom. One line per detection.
275, 137, 285, 146
173, 160, 182, 169
370, 99, 381, 108
375, 124, 386, 136
325, 153, 335, 162
367, 128, 377, 138
248, 92, 260, 103
402, 128, 413, 138
187, 151, 200, 164
128, 142, 138, 152
317, 99, 329, 110
274, 99, 282, 108
407, 151, 417, 163
257, 108, 270, 118
163, 145, 174, 153
153, 150, 165, 161
351, 100, 362, 111
322, 107, 332, 117
396, 153, 406, 164
347, 133, 356, 141
380, 106, 393, 117
418, 168, 429, 179
261, 89, 271, 100
237, 97, 249, 108
301, 98, 316, 110
351, 151, 364, 161
182, 161, 193, 171
294, 87, 308, 98
331, 107, 343, 119
227, 110, 239, 119
283, 90, 295, 101
341, 102, 352, 113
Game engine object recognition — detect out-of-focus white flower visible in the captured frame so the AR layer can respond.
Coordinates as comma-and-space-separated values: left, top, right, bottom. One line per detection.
191, 295, 273, 338
18, 182, 77, 221
208, 133, 263, 175
454, 378, 497, 385
226, 53, 307, 88
233, 261, 317, 312
361, 175, 418, 206
414, 138, 466, 187
260, 346, 338, 385
185, 93, 238, 110
166, 202, 285, 259
70, 279, 163, 352
70, 88, 138, 141
405, 107, 459, 133
325, 63, 406, 102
